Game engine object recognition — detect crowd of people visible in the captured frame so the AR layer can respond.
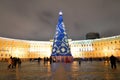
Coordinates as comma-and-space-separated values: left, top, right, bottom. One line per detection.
7, 56, 21, 70
7, 54, 118, 70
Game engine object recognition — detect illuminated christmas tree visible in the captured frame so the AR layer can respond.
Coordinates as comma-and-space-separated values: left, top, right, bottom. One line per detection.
51, 11, 73, 63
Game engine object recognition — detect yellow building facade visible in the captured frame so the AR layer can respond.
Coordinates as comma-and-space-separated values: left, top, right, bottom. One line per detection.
70, 36, 120, 59
0, 35, 120, 60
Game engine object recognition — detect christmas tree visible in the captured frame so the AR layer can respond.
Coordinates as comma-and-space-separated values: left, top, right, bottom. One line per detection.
51, 11, 73, 63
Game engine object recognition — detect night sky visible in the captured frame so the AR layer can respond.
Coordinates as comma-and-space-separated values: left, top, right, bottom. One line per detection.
0, 0, 120, 41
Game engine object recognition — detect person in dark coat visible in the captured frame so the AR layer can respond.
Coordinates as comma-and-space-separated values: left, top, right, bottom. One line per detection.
49, 56, 52, 64
110, 55, 117, 69
8, 56, 13, 69
38, 57, 41, 64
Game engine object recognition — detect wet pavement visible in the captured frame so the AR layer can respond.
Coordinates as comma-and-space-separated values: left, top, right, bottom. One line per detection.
0, 61, 120, 80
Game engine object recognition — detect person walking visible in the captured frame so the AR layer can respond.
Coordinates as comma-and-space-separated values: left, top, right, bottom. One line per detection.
17, 58, 22, 68
8, 56, 13, 69
78, 58, 81, 65
50, 56, 52, 64
38, 57, 41, 64
110, 55, 117, 69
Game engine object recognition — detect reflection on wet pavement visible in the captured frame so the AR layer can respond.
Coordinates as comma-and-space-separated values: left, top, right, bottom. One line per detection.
0, 61, 120, 80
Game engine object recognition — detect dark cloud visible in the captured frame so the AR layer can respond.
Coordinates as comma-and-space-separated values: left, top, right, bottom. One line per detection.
38, 11, 55, 25
0, 0, 120, 41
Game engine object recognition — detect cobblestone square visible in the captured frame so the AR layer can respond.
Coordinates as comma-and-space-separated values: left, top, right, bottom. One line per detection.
0, 61, 120, 80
